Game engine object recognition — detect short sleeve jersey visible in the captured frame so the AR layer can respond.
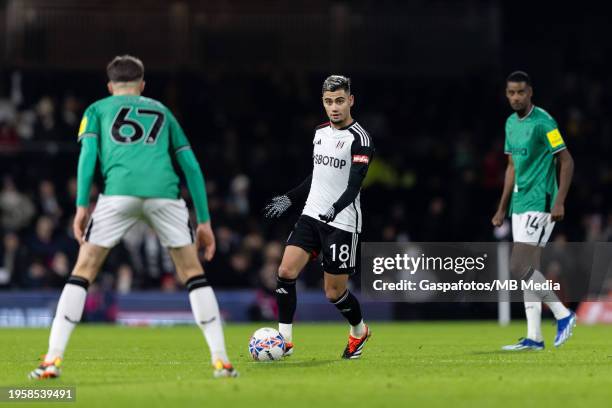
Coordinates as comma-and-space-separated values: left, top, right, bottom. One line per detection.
302, 121, 373, 233
504, 106, 566, 214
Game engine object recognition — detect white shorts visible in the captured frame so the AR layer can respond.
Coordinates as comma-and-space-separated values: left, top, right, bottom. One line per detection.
84, 194, 194, 248
511, 211, 555, 247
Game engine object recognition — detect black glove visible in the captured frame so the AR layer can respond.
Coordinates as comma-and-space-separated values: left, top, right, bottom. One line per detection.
318, 206, 337, 223
264, 195, 292, 218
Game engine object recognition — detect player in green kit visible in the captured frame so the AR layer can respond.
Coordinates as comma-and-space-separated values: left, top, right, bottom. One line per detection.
492, 71, 576, 351
29, 55, 237, 379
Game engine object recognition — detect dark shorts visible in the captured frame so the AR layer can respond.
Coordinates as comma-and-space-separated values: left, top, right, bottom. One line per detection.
286, 215, 360, 275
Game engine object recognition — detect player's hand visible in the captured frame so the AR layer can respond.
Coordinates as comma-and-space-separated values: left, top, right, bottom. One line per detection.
551, 203, 565, 222
73, 206, 90, 245
264, 195, 292, 218
196, 221, 216, 261
318, 206, 336, 223
491, 209, 506, 227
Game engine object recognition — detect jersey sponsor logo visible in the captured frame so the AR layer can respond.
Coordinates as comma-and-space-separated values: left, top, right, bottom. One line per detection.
336, 141, 345, 149
313, 154, 347, 169
546, 128, 564, 148
314, 139, 322, 145
78, 116, 88, 136
509, 147, 528, 156
352, 154, 369, 164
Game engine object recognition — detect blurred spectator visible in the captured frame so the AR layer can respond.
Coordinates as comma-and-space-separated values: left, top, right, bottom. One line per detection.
249, 242, 282, 321
0, 176, 36, 231
0, 120, 19, 149
34, 96, 59, 140
0, 232, 29, 287
228, 174, 251, 216
61, 95, 81, 131
116, 265, 134, 294
38, 180, 63, 223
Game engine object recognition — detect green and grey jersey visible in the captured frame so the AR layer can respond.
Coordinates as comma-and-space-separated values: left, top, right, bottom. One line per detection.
78, 95, 190, 199
504, 105, 567, 214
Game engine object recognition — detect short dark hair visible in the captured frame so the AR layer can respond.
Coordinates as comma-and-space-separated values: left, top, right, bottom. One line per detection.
106, 55, 145, 82
506, 70, 531, 86
322, 75, 351, 94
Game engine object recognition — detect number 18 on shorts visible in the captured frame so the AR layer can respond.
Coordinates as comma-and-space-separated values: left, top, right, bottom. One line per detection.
287, 215, 359, 275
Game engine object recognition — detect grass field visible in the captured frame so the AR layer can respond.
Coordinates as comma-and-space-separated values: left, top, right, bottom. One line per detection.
0, 322, 611, 407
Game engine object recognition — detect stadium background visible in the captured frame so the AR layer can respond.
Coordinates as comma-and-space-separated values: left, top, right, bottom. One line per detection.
1, 0, 611, 325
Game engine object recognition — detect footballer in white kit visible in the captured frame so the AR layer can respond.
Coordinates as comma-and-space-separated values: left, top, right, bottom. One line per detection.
265, 75, 373, 359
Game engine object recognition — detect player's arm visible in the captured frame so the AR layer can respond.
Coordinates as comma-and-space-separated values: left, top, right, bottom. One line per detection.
492, 155, 514, 227
551, 148, 573, 222
542, 123, 573, 222
74, 107, 100, 243
264, 175, 312, 218
169, 111, 215, 260
319, 138, 374, 223
175, 149, 215, 260
175, 148, 210, 224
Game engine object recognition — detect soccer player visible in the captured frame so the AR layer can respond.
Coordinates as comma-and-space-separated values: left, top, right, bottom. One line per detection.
29, 55, 237, 379
492, 71, 576, 351
264, 75, 373, 359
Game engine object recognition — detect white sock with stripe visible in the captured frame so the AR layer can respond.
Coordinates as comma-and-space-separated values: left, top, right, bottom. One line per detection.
186, 275, 229, 364
45, 276, 89, 363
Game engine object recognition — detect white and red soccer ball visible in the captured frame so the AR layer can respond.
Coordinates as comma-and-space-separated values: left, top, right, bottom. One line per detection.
249, 327, 286, 361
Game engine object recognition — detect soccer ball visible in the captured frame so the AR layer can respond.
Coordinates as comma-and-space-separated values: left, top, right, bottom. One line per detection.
249, 327, 286, 361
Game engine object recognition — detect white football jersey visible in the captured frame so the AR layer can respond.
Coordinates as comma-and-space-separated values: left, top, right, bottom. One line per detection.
302, 121, 372, 233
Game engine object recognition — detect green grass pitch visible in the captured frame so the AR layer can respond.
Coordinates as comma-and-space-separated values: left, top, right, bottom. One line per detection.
1, 322, 611, 407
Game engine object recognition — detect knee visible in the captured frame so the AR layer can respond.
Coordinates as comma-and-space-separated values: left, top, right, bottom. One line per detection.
278, 264, 298, 280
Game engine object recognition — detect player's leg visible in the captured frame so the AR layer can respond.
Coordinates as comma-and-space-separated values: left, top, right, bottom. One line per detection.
278, 216, 321, 350
324, 273, 366, 337
501, 241, 546, 350
30, 195, 140, 379
321, 229, 370, 359
519, 214, 574, 346
503, 212, 574, 351
167, 244, 236, 377
276, 245, 311, 351
143, 198, 236, 377
29, 243, 111, 379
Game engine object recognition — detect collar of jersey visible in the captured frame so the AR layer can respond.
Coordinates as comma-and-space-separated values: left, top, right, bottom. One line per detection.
331, 120, 356, 131
516, 105, 535, 121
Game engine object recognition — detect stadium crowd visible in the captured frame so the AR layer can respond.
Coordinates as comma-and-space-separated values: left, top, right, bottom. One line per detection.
1, 68, 611, 295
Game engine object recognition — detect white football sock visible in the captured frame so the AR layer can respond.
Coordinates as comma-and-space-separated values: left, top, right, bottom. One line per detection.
45, 282, 87, 362
350, 320, 367, 338
528, 270, 570, 320
523, 300, 543, 342
547, 302, 571, 320
279, 323, 293, 343
188, 285, 229, 364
